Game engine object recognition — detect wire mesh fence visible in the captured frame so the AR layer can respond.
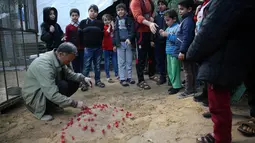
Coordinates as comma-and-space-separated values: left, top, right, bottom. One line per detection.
0, 0, 40, 110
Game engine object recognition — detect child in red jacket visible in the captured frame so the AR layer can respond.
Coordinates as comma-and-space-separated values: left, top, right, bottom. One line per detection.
65, 8, 83, 73
102, 14, 118, 83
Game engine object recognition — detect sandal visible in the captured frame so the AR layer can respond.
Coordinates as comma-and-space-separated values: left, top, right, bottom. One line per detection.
196, 133, 215, 143
237, 118, 255, 137
149, 75, 159, 82
137, 81, 151, 90
95, 81, 105, 88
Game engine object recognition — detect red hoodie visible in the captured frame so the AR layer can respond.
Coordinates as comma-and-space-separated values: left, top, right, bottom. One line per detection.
102, 24, 113, 51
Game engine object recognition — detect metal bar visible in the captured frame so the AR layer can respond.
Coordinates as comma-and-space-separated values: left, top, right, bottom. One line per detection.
19, 1, 28, 71
0, 27, 37, 33
8, 0, 20, 88
33, 0, 40, 57
0, 31, 9, 101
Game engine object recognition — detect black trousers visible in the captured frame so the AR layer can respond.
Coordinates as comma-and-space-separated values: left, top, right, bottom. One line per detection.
45, 80, 79, 112
244, 65, 255, 117
136, 32, 156, 83
154, 41, 166, 79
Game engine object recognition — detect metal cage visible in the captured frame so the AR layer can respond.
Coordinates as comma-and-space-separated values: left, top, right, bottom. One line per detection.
0, 0, 39, 111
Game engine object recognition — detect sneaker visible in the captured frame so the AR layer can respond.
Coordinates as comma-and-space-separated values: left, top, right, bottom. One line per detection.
177, 91, 193, 99
126, 78, 135, 84
120, 80, 129, 87
107, 78, 114, 83
202, 112, 211, 119
157, 78, 166, 85
168, 88, 180, 95
40, 115, 53, 121
193, 92, 208, 102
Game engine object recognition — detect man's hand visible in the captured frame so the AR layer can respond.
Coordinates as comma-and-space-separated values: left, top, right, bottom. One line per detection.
149, 22, 158, 34
113, 46, 117, 52
50, 25, 55, 33
77, 101, 87, 109
178, 53, 185, 60
125, 39, 131, 45
84, 77, 92, 87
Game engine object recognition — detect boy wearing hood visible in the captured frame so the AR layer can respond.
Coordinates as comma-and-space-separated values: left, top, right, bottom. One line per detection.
41, 7, 64, 51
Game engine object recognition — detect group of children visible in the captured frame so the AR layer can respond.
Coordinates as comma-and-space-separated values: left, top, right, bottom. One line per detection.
40, 0, 205, 98
40, 3, 136, 88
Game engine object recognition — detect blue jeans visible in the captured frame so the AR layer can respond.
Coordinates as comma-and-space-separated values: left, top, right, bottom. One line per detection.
103, 50, 118, 78
117, 42, 133, 81
83, 47, 102, 82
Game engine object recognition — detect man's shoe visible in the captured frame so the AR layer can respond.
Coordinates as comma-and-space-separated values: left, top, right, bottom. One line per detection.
40, 115, 53, 121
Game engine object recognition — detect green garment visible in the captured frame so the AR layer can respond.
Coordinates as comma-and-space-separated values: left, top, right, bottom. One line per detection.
22, 50, 85, 119
167, 54, 182, 89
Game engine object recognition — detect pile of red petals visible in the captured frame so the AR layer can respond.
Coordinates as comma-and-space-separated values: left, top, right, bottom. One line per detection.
60, 104, 133, 142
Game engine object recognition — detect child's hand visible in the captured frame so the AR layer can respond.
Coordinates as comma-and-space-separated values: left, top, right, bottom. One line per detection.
113, 46, 117, 52
125, 39, 131, 45
149, 17, 154, 22
159, 29, 164, 34
61, 36, 66, 41
151, 42, 155, 47
50, 25, 55, 33
178, 53, 185, 60
160, 30, 168, 37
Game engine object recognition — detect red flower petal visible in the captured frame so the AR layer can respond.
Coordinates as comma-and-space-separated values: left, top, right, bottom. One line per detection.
61, 139, 65, 143
61, 135, 65, 139
72, 136, 75, 140
120, 109, 124, 111
122, 117, 125, 121
77, 118, 81, 121
94, 114, 97, 117
102, 129, 105, 134
90, 127, 95, 132
112, 114, 115, 116
82, 126, 88, 131
62, 132, 65, 134
107, 124, 111, 129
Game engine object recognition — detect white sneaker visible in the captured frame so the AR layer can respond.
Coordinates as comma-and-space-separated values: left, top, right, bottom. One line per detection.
40, 115, 53, 121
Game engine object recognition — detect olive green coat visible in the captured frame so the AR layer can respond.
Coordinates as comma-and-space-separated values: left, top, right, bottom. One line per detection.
22, 50, 84, 119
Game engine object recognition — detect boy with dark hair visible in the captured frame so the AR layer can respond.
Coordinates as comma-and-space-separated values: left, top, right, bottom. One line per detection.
174, 0, 196, 98
41, 7, 64, 51
113, 3, 135, 86
65, 8, 82, 73
102, 14, 118, 83
79, 4, 105, 88
152, 0, 168, 85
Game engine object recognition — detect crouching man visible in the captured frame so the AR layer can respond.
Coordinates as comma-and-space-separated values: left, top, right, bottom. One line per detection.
22, 42, 92, 121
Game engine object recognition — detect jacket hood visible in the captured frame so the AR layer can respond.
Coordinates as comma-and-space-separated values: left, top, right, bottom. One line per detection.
43, 7, 58, 24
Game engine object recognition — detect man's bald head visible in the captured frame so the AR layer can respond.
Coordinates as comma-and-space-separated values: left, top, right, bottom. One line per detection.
57, 42, 78, 55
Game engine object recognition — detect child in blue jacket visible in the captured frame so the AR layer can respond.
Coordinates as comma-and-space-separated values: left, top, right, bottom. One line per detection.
174, 0, 196, 98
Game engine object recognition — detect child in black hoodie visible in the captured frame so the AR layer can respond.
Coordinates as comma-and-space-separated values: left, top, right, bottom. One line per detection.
40, 7, 64, 51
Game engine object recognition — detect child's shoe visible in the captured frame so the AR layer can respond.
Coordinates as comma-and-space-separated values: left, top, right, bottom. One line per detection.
126, 78, 135, 84
107, 78, 114, 83
120, 80, 129, 87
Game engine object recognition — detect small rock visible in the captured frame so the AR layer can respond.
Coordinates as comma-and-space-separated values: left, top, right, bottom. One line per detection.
147, 139, 153, 142
27, 124, 34, 129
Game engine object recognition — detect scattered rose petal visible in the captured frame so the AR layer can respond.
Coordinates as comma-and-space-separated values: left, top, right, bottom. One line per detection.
78, 124, 81, 127
82, 126, 88, 131
112, 114, 115, 116
94, 114, 97, 117
61, 139, 65, 143
102, 129, 105, 135
107, 124, 111, 129
62, 132, 65, 134
120, 109, 124, 111
122, 117, 125, 121
61, 135, 65, 139
90, 127, 95, 132
72, 136, 75, 140
77, 118, 81, 121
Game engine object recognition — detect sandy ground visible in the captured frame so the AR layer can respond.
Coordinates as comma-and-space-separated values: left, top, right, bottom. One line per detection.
0, 70, 255, 143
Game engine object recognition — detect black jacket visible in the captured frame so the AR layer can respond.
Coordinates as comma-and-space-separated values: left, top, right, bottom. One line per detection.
79, 18, 104, 48
186, 0, 255, 88
113, 16, 135, 47
153, 11, 167, 44
40, 7, 64, 51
